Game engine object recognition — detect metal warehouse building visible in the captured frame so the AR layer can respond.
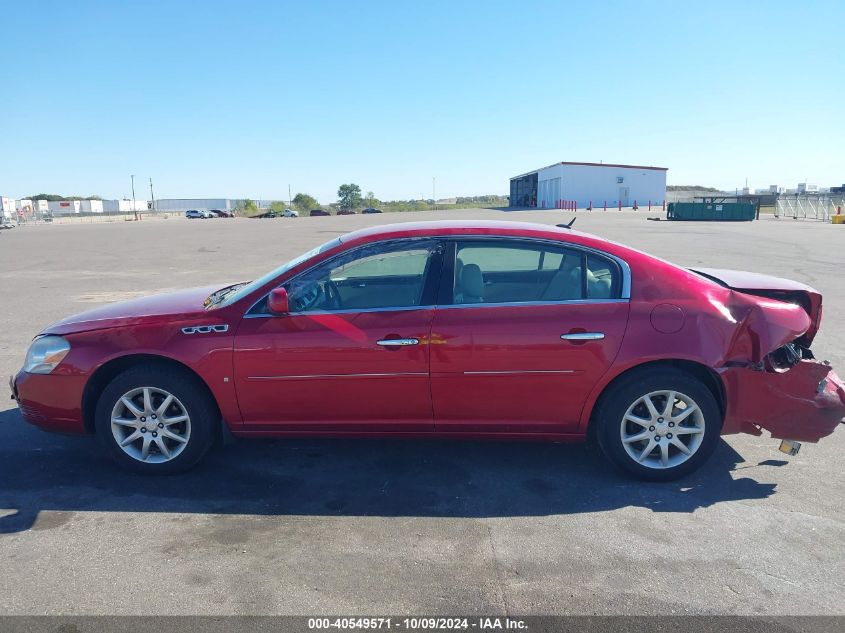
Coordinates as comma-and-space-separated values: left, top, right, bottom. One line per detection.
154, 198, 236, 213
509, 161, 668, 209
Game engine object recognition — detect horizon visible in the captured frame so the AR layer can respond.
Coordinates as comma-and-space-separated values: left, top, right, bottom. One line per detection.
8, 183, 813, 206
2, 1, 843, 202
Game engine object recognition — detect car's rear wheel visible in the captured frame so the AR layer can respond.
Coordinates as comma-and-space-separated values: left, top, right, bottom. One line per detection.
595, 368, 722, 481
95, 364, 218, 474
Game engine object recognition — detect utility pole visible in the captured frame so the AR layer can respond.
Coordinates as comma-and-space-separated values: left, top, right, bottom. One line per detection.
131, 174, 137, 220
288, 184, 292, 208
432, 177, 436, 210
149, 178, 156, 214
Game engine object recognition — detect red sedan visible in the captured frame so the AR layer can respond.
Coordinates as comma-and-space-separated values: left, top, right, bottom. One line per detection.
10, 221, 845, 480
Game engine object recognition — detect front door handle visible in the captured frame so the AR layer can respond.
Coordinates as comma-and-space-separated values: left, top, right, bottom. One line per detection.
561, 332, 605, 341
376, 338, 420, 347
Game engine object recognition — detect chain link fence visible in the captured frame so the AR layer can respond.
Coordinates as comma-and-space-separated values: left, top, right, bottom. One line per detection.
775, 194, 845, 221
11, 210, 186, 225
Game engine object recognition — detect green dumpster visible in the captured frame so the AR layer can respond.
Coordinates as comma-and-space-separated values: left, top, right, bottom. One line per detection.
667, 200, 757, 221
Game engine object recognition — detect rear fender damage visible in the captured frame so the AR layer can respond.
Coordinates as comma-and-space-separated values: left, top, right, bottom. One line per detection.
716, 290, 845, 441
721, 291, 811, 365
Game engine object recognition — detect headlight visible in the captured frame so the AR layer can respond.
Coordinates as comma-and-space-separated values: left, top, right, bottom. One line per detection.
24, 335, 71, 374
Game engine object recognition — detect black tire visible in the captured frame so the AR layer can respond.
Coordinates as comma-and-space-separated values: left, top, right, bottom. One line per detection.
94, 364, 218, 474
594, 367, 722, 481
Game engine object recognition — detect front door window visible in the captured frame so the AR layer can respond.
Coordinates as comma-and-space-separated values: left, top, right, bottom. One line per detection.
286, 240, 438, 312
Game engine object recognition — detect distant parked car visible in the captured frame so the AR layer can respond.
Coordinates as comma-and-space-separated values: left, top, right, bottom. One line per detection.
310, 209, 330, 216
362, 207, 382, 214
185, 210, 206, 219
254, 211, 282, 219
283, 209, 299, 218
208, 209, 233, 218
336, 209, 356, 215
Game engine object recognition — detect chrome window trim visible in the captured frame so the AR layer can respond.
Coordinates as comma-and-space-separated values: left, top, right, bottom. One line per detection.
243, 233, 632, 318
436, 298, 629, 311
243, 304, 437, 318
243, 298, 628, 319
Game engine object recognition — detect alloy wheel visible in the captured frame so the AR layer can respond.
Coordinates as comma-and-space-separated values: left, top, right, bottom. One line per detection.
110, 386, 191, 463
619, 390, 705, 470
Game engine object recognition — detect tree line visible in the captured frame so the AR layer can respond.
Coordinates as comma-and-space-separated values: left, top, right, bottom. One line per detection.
26, 187, 507, 216
238, 184, 507, 216
23, 194, 103, 201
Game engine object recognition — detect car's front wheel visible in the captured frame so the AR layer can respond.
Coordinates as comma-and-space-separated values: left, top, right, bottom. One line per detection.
595, 367, 722, 481
95, 364, 218, 474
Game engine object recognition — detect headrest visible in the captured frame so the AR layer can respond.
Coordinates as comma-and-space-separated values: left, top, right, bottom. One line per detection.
461, 264, 484, 298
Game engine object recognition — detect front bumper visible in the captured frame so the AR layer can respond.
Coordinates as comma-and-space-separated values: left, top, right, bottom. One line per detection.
720, 360, 845, 442
10, 370, 87, 434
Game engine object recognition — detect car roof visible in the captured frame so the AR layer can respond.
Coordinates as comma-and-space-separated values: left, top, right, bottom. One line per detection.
338, 220, 619, 253
346, 220, 665, 270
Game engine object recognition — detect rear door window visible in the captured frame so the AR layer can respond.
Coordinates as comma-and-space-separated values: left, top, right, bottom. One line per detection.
453, 241, 584, 304
450, 240, 623, 305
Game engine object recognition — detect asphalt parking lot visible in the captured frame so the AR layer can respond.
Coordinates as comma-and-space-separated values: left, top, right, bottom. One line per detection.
0, 210, 843, 616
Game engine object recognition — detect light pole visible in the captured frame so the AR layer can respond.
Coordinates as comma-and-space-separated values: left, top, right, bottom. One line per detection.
130, 175, 137, 220
432, 177, 436, 210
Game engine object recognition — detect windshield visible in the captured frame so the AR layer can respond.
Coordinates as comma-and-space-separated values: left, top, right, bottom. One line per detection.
205, 237, 343, 309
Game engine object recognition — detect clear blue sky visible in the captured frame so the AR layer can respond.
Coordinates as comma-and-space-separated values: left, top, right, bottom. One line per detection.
1, 0, 842, 203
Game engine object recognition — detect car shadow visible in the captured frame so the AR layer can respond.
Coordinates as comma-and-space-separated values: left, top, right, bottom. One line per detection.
0, 407, 777, 533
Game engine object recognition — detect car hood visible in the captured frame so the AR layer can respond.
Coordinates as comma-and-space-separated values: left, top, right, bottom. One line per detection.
44, 285, 221, 335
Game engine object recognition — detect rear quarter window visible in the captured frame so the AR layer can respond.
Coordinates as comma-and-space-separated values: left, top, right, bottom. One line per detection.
586, 253, 622, 299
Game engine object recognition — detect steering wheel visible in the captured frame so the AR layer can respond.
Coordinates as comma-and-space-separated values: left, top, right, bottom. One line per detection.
324, 280, 343, 310
285, 281, 320, 312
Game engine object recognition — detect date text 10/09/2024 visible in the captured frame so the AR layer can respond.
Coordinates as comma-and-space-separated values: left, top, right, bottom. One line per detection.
307, 618, 528, 630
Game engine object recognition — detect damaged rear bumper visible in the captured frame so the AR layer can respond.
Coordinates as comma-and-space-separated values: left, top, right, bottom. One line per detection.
719, 360, 845, 442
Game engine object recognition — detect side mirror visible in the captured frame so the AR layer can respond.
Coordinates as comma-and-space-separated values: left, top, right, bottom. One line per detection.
267, 287, 290, 315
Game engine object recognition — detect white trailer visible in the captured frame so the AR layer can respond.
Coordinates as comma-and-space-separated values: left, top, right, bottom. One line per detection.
154, 198, 235, 212
103, 199, 148, 213
1, 197, 14, 223
80, 199, 104, 213
49, 200, 81, 215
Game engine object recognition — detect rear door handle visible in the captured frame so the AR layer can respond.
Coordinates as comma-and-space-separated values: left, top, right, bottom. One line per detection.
377, 338, 420, 347
561, 332, 605, 341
